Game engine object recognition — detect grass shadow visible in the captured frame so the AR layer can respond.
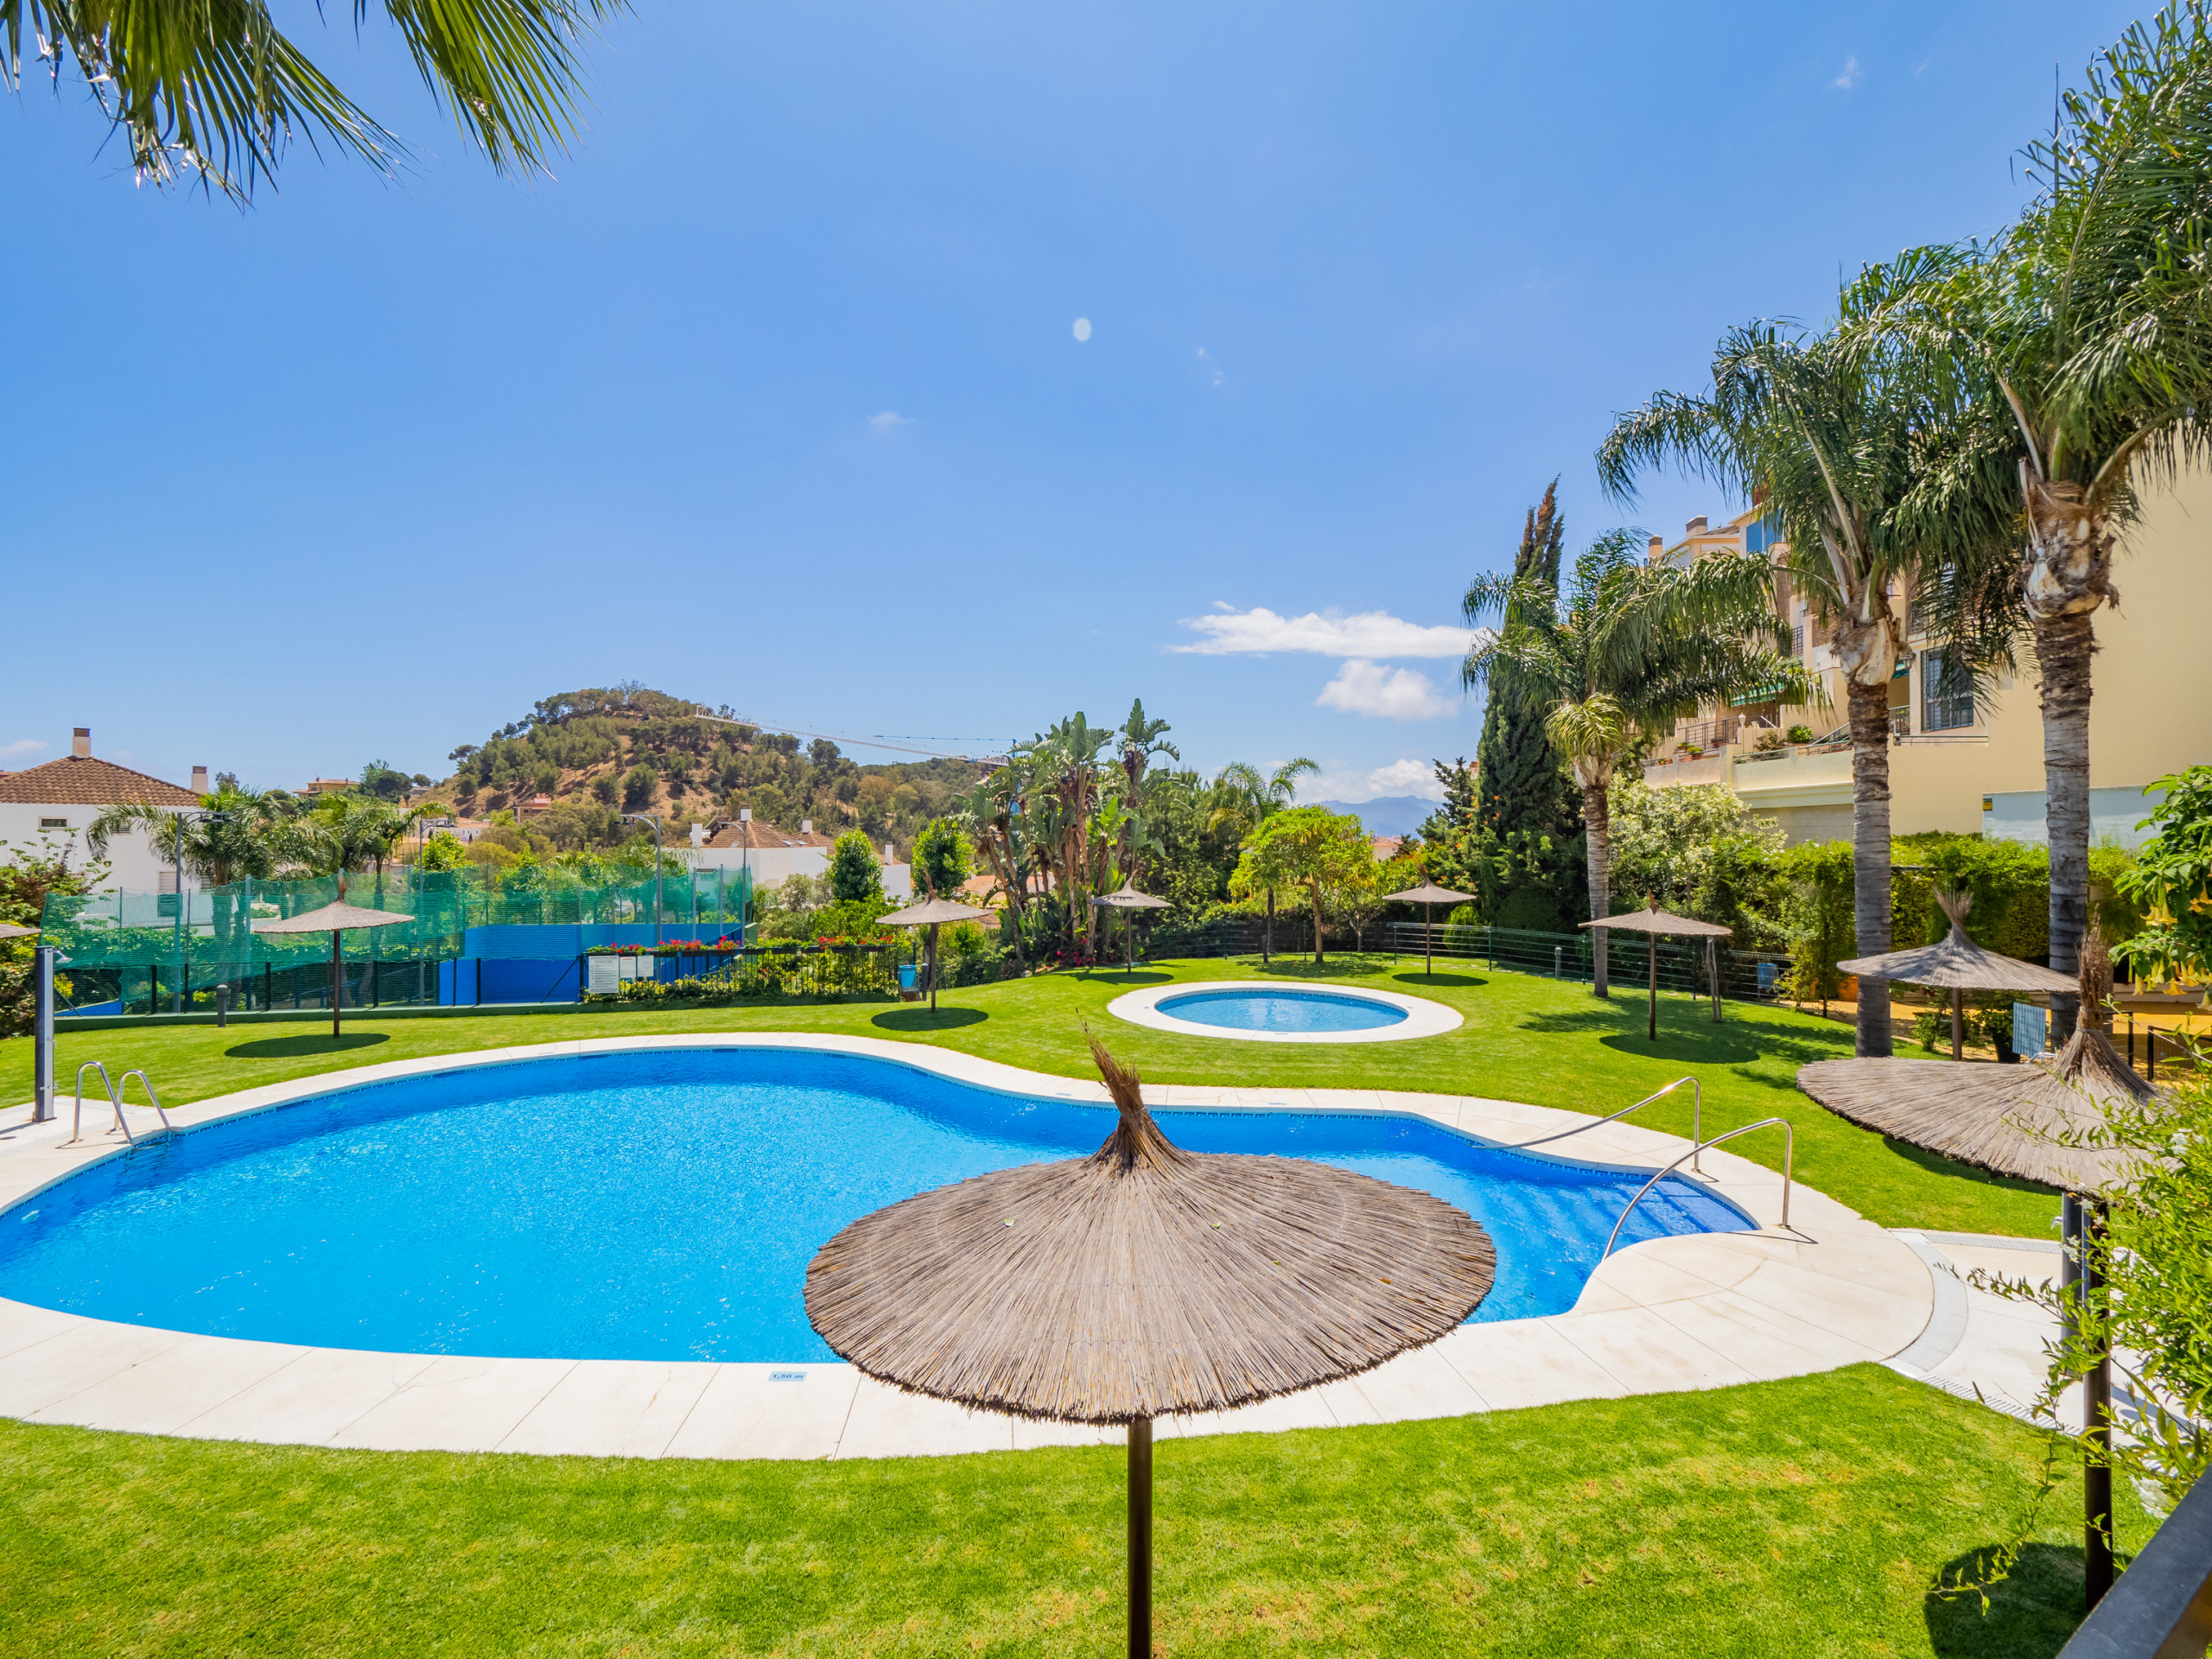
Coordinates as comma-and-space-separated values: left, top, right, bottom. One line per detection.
1882, 1135, 2060, 1198
1596, 1028, 1766, 1065
1391, 971, 1485, 989
1246, 956, 1397, 980
1072, 970, 1176, 987
870, 1007, 989, 1033
225, 1032, 392, 1059
1923, 1541, 2091, 1659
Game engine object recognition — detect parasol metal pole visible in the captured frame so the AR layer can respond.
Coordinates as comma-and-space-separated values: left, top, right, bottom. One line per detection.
329, 928, 342, 1039
929, 921, 939, 1013
1951, 988, 1962, 1061
1426, 899, 1433, 978
1648, 932, 1658, 1041
2063, 1193, 2115, 1608
1707, 936, 1721, 1022
1128, 1414, 1153, 1659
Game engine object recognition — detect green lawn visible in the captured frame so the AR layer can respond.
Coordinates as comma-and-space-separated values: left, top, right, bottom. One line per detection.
2, 953, 2059, 1236
0, 1365, 2140, 1657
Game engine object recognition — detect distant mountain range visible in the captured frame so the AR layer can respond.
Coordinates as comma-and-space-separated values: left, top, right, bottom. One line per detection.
1315, 796, 1436, 838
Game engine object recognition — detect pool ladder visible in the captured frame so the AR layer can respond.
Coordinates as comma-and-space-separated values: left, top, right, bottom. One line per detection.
1493, 1077, 1796, 1257
65, 1062, 174, 1147
1502, 1076, 1706, 1172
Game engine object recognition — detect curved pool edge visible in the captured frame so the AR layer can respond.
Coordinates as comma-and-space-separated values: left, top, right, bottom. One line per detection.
0, 1034, 1934, 1460
1107, 979, 1465, 1043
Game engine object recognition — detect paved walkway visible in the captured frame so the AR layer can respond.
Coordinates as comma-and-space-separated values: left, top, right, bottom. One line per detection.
0, 1033, 1941, 1459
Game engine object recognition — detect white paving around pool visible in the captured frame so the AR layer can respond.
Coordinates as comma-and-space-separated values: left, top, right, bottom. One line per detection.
0, 1032, 1959, 1460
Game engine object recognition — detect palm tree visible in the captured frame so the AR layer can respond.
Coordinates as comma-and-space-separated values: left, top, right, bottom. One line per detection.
1113, 699, 1180, 886
8, 0, 626, 199
86, 786, 290, 958
297, 795, 436, 905
1850, 7, 2212, 1039
1597, 322, 2011, 1053
1463, 531, 1803, 996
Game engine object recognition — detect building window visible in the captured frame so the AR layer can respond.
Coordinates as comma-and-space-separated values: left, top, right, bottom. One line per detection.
39, 817, 67, 831
1922, 647, 1975, 731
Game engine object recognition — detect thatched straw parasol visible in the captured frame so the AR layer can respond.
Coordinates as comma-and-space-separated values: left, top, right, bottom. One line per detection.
252, 900, 414, 1039
805, 1036, 1496, 1656
1800, 930, 2154, 1608
1382, 881, 1474, 978
875, 895, 993, 1011
1580, 906, 1733, 1037
1838, 891, 2075, 1059
1089, 880, 1172, 978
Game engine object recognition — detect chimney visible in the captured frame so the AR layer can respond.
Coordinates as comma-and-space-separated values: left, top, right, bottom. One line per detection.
190, 766, 210, 794
801, 818, 812, 835
1686, 515, 1708, 536
1647, 535, 1664, 564
739, 807, 752, 821
72, 727, 90, 759
689, 822, 707, 849
883, 842, 894, 861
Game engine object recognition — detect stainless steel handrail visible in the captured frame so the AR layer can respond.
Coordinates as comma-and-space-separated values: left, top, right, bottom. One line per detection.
1599, 1116, 1793, 1260
69, 1060, 118, 1146
115, 1070, 174, 1139
1503, 1076, 1703, 1173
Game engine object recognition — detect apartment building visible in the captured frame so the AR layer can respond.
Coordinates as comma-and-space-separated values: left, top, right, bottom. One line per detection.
1643, 473, 2211, 844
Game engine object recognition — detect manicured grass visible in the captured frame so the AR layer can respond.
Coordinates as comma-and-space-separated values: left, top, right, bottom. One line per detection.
1, 954, 2059, 1236
0, 1365, 2141, 1657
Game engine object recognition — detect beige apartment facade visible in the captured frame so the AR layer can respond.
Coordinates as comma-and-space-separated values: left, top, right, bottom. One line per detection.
1643, 473, 2212, 845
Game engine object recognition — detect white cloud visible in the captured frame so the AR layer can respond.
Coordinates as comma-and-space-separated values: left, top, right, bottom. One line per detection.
1832, 54, 1860, 90
0, 738, 48, 760
1315, 659, 1454, 721
1072, 317, 1092, 342
1302, 759, 1444, 803
1173, 605, 1483, 658
866, 411, 912, 433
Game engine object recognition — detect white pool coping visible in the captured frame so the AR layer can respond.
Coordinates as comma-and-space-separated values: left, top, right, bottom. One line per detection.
1105, 978, 1464, 1044
0, 1033, 1935, 1459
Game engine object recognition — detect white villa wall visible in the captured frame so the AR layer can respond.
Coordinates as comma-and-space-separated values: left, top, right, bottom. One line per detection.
0, 808, 171, 894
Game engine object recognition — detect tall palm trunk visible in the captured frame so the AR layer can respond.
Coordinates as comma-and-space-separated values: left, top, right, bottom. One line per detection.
1846, 678, 1893, 1056
1582, 782, 1611, 996
2023, 476, 2117, 1045
2036, 611, 2095, 1041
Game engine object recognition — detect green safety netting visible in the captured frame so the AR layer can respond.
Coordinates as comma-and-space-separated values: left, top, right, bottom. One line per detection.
38, 864, 754, 969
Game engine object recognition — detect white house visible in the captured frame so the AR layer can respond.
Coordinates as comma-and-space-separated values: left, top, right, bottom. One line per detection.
0, 728, 206, 894
685, 815, 912, 899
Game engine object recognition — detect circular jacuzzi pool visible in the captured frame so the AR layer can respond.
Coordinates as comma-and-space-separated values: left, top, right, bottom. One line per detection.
1160, 988, 1407, 1033
1107, 979, 1463, 1043
0, 1047, 1743, 1360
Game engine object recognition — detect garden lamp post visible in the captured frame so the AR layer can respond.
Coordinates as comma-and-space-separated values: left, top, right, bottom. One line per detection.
624, 813, 664, 944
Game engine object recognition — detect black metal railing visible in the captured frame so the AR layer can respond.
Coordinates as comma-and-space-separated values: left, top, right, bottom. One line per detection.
1387, 922, 1792, 1002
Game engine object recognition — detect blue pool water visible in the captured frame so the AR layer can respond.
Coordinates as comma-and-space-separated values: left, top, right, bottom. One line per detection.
1159, 988, 1408, 1033
0, 1049, 1747, 1362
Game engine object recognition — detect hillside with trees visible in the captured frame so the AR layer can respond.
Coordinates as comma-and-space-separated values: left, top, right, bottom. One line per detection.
429, 684, 986, 858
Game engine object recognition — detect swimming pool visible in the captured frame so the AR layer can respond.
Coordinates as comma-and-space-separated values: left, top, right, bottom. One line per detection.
0, 1049, 1749, 1363
1157, 988, 1408, 1033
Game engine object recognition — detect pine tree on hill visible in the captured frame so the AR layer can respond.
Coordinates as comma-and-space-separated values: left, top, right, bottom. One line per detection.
1473, 480, 1580, 843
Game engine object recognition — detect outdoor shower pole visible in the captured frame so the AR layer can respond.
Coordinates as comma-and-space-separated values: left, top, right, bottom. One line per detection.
1128, 1414, 1153, 1659
32, 946, 55, 1123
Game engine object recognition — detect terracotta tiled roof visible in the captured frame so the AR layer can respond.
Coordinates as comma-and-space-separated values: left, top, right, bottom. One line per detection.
0, 755, 199, 807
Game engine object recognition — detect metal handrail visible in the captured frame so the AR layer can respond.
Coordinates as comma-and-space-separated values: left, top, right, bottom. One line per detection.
1599, 1116, 1794, 1260
1503, 1077, 1703, 1173
115, 1070, 174, 1139
68, 1060, 118, 1146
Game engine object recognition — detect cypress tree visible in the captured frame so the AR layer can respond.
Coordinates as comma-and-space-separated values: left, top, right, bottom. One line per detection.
1474, 480, 1580, 842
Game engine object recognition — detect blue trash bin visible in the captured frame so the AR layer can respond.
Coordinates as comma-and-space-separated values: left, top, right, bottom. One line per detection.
898, 963, 918, 993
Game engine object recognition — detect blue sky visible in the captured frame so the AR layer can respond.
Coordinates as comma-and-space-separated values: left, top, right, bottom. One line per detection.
2, 0, 2143, 800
